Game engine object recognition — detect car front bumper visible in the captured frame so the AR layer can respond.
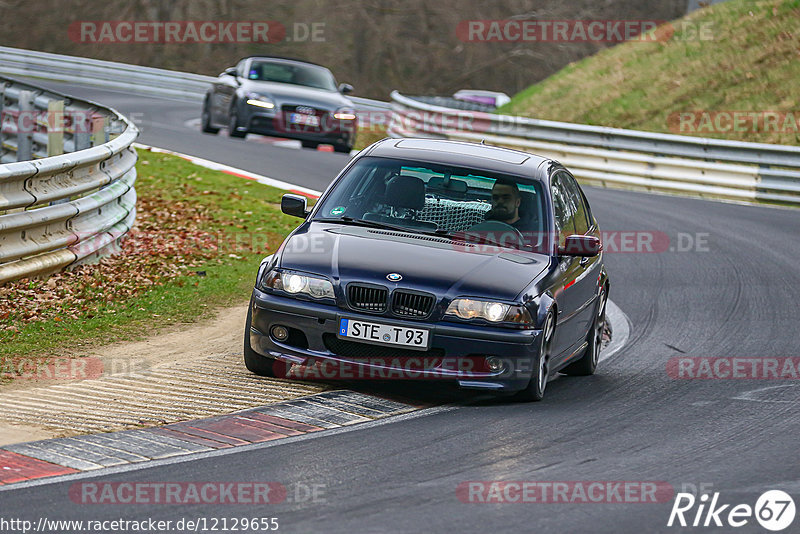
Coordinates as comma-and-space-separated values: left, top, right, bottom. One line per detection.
242, 109, 355, 146
249, 288, 542, 393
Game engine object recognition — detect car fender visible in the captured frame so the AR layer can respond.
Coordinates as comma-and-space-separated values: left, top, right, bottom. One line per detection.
255, 254, 276, 288
536, 292, 556, 330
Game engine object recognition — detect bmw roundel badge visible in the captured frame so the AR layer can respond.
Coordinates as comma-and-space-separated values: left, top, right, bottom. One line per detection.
386, 273, 402, 282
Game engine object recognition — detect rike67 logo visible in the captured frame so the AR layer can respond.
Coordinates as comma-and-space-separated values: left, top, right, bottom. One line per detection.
668, 490, 795, 531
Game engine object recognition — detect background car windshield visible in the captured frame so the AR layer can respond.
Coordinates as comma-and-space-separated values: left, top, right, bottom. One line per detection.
247, 61, 337, 91
314, 156, 546, 248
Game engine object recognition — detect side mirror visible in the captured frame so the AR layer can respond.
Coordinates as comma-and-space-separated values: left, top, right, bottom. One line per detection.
281, 194, 309, 219
338, 83, 354, 94
223, 67, 238, 77
559, 235, 602, 257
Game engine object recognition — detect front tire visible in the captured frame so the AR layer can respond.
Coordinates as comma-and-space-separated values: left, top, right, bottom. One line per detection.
201, 98, 219, 134
513, 311, 554, 402
228, 104, 247, 138
562, 288, 607, 376
244, 301, 276, 377
301, 140, 319, 149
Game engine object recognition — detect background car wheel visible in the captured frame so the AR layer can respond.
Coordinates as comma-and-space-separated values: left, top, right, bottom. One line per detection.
243, 301, 276, 377
200, 99, 219, 134
301, 140, 319, 149
334, 143, 352, 153
562, 287, 607, 376
513, 311, 554, 402
228, 104, 247, 138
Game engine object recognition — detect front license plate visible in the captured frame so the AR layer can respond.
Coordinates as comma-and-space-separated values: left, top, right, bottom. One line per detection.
289, 113, 320, 126
338, 318, 430, 350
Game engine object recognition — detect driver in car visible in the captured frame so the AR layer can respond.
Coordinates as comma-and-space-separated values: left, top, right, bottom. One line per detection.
482, 180, 540, 250
485, 180, 526, 230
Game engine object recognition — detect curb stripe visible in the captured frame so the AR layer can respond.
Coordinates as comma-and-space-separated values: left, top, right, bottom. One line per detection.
232, 416, 305, 437
0, 390, 419, 487
239, 413, 325, 433
0, 450, 80, 482
163, 424, 251, 447
185, 419, 287, 444
150, 428, 234, 449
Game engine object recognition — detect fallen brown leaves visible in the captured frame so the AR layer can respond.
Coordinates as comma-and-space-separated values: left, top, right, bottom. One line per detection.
0, 194, 229, 327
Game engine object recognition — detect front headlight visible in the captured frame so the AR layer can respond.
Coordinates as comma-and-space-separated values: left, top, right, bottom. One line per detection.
445, 298, 532, 324
333, 107, 357, 120
246, 93, 275, 109
262, 270, 334, 299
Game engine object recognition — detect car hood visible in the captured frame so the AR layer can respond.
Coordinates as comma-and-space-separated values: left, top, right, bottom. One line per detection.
241, 80, 351, 109
278, 223, 550, 302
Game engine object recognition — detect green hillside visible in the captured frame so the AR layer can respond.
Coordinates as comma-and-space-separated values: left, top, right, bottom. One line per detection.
498, 0, 800, 146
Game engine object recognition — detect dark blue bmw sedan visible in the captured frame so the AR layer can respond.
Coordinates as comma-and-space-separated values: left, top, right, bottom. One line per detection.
245, 139, 609, 401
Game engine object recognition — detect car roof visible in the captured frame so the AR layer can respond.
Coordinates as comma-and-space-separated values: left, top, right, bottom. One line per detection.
362, 138, 552, 180
240, 56, 328, 69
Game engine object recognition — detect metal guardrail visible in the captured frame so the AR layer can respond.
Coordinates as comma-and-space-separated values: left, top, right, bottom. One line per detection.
388, 91, 800, 206
0, 76, 138, 284
0, 46, 392, 112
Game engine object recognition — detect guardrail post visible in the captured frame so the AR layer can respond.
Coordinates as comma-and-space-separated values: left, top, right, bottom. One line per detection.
16, 90, 34, 162
73, 110, 91, 151
91, 115, 108, 147
47, 99, 64, 157
0, 82, 5, 154
48, 100, 71, 206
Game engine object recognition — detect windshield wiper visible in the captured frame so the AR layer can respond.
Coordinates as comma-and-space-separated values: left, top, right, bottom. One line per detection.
315, 217, 422, 234
316, 218, 529, 251
431, 229, 529, 251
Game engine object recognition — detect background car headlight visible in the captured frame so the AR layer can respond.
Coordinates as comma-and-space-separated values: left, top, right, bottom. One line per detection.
333, 107, 357, 120
445, 298, 532, 324
246, 93, 275, 109
262, 271, 334, 299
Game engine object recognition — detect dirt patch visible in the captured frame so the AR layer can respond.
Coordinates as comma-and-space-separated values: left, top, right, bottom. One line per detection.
0, 423, 61, 447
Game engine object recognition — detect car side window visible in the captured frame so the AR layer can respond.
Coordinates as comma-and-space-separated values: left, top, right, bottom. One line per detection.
550, 173, 575, 248
562, 173, 590, 235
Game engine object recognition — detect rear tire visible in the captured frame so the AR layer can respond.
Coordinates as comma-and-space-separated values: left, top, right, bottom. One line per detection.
228, 104, 247, 138
513, 311, 554, 402
562, 288, 607, 376
201, 99, 219, 134
244, 301, 276, 377
301, 140, 318, 149
334, 143, 353, 153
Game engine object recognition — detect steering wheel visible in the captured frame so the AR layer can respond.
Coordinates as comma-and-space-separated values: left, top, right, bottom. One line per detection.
464, 220, 526, 249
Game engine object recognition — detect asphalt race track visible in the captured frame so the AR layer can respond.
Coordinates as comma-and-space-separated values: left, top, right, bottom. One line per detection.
3, 80, 800, 533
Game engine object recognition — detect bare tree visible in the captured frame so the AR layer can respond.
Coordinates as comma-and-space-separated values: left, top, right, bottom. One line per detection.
0, 0, 686, 99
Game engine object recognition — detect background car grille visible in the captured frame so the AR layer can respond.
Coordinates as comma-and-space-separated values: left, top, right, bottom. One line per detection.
323, 334, 444, 361
347, 284, 388, 312
281, 105, 326, 118
391, 290, 435, 318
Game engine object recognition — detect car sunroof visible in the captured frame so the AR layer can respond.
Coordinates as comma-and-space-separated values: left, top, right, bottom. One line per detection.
394, 139, 530, 164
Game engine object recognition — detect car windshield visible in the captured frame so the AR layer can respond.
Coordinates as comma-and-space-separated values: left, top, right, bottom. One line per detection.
313, 156, 548, 251
247, 60, 338, 91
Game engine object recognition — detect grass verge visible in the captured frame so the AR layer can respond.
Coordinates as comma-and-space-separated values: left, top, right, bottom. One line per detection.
497, 0, 800, 146
354, 124, 388, 151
